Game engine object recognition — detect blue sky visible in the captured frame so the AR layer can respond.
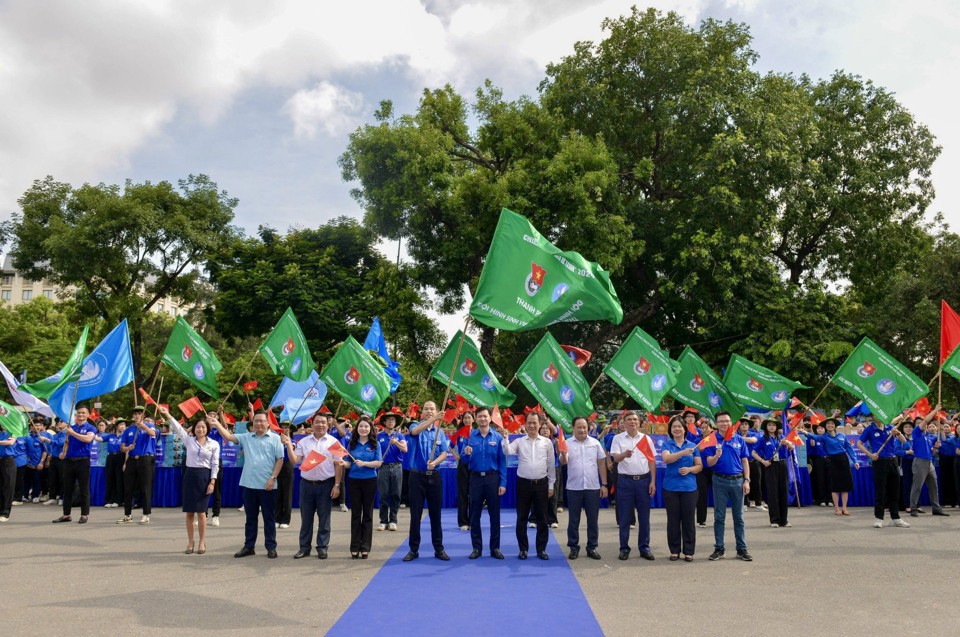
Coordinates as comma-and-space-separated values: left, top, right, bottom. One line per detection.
2, 0, 957, 334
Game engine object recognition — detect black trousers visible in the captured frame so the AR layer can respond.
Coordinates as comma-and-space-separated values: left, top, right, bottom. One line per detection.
47, 458, 62, 500
810, 455, 828, 505
696, 467, 712, 525
401, 468, 410, 506
407, 471, 444, 553
0, 456, 15, 516
516, 476, 549, 554
14, 465, 25, 501
940, 456, 957, 506
348, 477, 378, 553
747, 459, 763, 505
456, 462, 470, 527
209, 462, 222, 516
62, 457, 91, 516
275, 461, 294, 525
124, 456, 155, 516
873, 457, 901, 520
663, 489, 697, 556
763, 461, 788, 526
104, 453, 124, 505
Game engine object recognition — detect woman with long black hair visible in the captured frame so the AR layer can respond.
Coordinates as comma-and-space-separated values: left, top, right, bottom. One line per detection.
339, 417, 383, 559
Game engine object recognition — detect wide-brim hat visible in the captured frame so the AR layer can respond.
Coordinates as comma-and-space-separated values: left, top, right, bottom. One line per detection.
377, 407, 405, 425
131, 405, 146, 413
760, 417, 781, 430
821, 417, 841, 427
681, 408, 698, 420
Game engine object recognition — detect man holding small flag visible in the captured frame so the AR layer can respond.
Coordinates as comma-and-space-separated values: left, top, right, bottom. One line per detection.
701, 412, 753, 562
609, 411, 656, 561
403, 401, 450, 562
376, 408, 407, 532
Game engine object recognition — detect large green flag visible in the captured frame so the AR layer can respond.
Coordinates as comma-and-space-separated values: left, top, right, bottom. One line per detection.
942, 342, 960, 384
468, 208, 623, 331
831, 337, 928, 423
259, 307, 315, 382
603, 327, 680, 413
668, 346, 745, 422
0, 400, 28, 438
161, 316, 223, 398
20, 325, 90, 399
515, 332, 594, 432
320, 336, 391, 416
430, 331, 516, 408
722, 354, 808, 411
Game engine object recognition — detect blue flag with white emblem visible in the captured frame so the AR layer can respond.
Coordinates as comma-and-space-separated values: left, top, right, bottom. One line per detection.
363, 317, 401, 393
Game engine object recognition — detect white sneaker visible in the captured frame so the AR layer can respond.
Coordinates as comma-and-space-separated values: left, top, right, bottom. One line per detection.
399, 503, 406, 509
630, 524, 636, 529
758, 504, 768, 511
116, 516, 133, 524
279, 523, 289, 529
340, 504, 348, 513
819, 502, 827, 507
528, 522, 536, 528
873, 519, 883, 528
11, 501, 21, 506
39, 495, 49, 502
104, 504, 112, 508
43, 499, 56, 506
557, 507, 564, 513
771, 523, 779, 528
697, 523, 707, 528
377, 523, 386, 531
0, 516, 8, 522
138, 515, 150, 525
276, 522, 280, 528
32, 497, 40, 503
893, 519, 910, 528
58, 499, 63, 505
388, 522, 397, 531
460, 525, 469, 531
550, 522, 558, 529
210, 516, 220, 527
238, 506, 244, 512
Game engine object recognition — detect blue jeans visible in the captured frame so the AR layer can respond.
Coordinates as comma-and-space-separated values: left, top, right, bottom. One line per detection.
243, 487, 277, 550
712, 475, 747, 551
566, 489, 600, 551
299, 478, 334, 552
616, 475, 651, 553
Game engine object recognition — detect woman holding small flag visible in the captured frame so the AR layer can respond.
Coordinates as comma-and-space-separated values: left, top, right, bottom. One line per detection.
338, 416, 383, 559
157, 405, 220, 554
661, 415, 702, 561
752, 418, 793, 528
800, 416, 859, 516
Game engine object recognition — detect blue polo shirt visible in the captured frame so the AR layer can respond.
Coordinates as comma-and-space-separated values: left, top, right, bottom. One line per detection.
13, 438, 27, 467
860, 423, 898, 459
462, 428, 507, 488
401, 434, 413, 470
408, 423, 450, 471
661, 438, 699, 492
754, 435, 789, 462
911, 425, 934, 461
940, 435, 958, 459
46, 431, 66, 458
807, 435, 825, 457
701, 433, 749, 475
235, 431, 284, 489
26, 433, 45, 465
0, 431, 15, 457
378, 430, 405, 464
131, 423, 160, 457
103, 432, 123, 454
64, 423, 98, 459
346, 439, 382, 480
806, 432, 858, 464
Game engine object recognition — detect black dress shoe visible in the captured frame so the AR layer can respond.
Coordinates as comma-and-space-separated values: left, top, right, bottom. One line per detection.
234, 547, 256, 558
639, 551, 655, 561
434, 550, 450, 561
618, 550, 629, 561
52, 516, 72, 523
77, 516, 88, 524
538, 552, 549, 560
267, 549, 278, 559
469, 550, 481, 559
293, 550, 310, 559
586, 549, 601, 560
910, 509, 919, 517
518, 550, 528, 560
933, 509, 950, 516
317, 548, 328, 559
402, 551, 419, 562
568, 548, 580, 560
490, 549, 504, 559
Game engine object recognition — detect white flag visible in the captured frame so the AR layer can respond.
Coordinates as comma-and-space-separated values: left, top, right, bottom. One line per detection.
0, 360, 55, 418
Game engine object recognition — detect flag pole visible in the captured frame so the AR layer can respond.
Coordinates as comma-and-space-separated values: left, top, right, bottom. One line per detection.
219, 350, 260, 410
411, 376, 432, 407
61, 372, 85, 457
152, 377, 165, 421
333, 398, 344, 419
589, 374, 604, 392
504, 376, 516, 390
429, 319, 469, 463
288, 373, 324, 425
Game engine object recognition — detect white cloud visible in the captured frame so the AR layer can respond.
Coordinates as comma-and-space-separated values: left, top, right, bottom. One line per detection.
284, 81, 366, 138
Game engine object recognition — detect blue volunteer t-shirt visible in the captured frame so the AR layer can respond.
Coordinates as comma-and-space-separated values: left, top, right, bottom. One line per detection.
701, 433, 750, 475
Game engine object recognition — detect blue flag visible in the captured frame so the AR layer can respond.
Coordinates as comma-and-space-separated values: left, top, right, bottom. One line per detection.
363, 317, 401, 393
49, 320, 135, 421
280, 397, 328, 425
846, 401, 871, 419
269, 370, 325, 408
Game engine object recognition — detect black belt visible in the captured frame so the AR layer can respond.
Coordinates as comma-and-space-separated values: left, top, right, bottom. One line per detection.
619, 472, 650, 480
518, 476, 547, 485
471, 471, 497, 477
301, 477, 334, 485
715, 473, 743, 480
130, 455, 155, 459
410, 469, 436, 476
108, 452, 123, 456
382, 462, 401, 466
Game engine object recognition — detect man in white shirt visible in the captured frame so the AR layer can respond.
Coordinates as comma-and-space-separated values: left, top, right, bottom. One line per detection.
610, 411, 657, 561
281, 413, 343, 560
502, 411, 556, 560
560, 416, 607, 560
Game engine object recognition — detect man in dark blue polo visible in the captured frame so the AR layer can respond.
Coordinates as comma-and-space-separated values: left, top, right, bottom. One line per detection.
53, 404, 98, 524
701, 412, 752, 561
376, 408, 407, 532
116, 406, 158, 525
462, 406, 506, 559
857, 418, 910, 528
403, 401, 450, 562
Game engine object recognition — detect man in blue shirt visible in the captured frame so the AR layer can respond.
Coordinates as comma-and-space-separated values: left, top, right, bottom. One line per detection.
462, 406, 507, 559
908, 407, 949, 517
403, 401, 450, 562
25, 420, 47, 502
53, 404, 99, 524
0, 421, 18, 522
701, 412, 752, 561
116, 406, 158, 525
376, 408, 407, 532
858, 418, 910, 528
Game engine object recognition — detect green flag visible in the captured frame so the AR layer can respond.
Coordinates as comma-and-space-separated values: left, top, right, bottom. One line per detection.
942, 342, 960, 384
430, 331, 516, 408
515, 332, 594, 432
0, 400, 28, 438
831, 337, 928, 423
161, 316, 223, 398
320, 336, 391, 416
20, 325, 90, 399
668, 346, 745, 422
259, 307, 316, 382
603, 327, 680, 413
722, 354, 808, 411
469, 208, 623, 331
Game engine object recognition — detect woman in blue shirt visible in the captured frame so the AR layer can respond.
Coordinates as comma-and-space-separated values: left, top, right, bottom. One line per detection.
806, 422, 829, 506
802, 418, 859, 516
102, 420, 126, 508
340, 417, 383, 559
661, 415, 702, 561
752, 418, 794, 528
895, 421, 915, 512
0, 424, 18, 521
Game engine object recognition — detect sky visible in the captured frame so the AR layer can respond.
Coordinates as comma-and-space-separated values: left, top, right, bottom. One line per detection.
1, 0, 957, 337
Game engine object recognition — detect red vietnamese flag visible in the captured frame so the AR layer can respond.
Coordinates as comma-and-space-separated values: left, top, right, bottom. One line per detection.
455, 394, 470, 415
491, 404, 504, 428
345, 411, 360, 422
809, 412, 824, 425
406, 402, 420, 419
784, 428, 803, 448
941, 300, 960, 364
266, 409, 282, 434
723, 421, 739, 441
139, 387, 157, 406
557, 426, 568, 454
326, 439, 349, 458
635, 435, 656, 463
505, 413, 524, 433
914, 397, 931, 417
698, 431, 718, 450
243, 380, 258, 393
789, 396, 802, 408
251, 398, 264, 411
89, 408, 101, 420
443, 408, 458, 424
318, 405, 332, 415
178, 396, 205, 419
300, 450, 327, 471
647, 414, 669, 425
560, 344, 593, 369
159, 404, 169, 412
686, 421, 698, 436
531, 262, 546, 287
222, 412, 236, 425
449, 422, 471, 444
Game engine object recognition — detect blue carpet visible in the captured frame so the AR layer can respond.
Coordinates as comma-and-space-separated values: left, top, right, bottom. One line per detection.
328, 510, 603, 637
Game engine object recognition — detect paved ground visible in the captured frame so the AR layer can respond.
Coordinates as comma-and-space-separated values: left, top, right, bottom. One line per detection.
2, 502, 958, 636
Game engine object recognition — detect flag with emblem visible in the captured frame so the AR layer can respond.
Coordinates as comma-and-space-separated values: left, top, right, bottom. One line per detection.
20, 325, 89, 399
721, 354, 808, 411
259, 307, 315, 382
832, 337, 928, 424
326, 439, 350, 458
603, 327, 680, 413
0, 399, 29, 438
514, 331, 594, 433
320, 336, 391, 416
300, 450, 327, 471
468, 208, 623, 331
668, 347, 745, 422
429, 330, 516, 408
162, 316, 223, 398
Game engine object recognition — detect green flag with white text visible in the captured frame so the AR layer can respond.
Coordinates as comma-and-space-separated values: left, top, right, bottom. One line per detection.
668, 346, 745, 422
162, 316, 223, 398
430, 331, 516, 408
515, 332, 594, 432
722, 354, 808, 411
0, 400, 28, 438
468, 208, 623, 331
831, 337, 928, 423
603, 327, 680, 413
320, 336, 391, 416
260, 307, 315, 382
20, 325, 89, 400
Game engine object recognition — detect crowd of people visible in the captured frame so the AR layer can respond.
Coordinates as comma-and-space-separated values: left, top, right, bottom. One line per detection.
2, 399, 959, 565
